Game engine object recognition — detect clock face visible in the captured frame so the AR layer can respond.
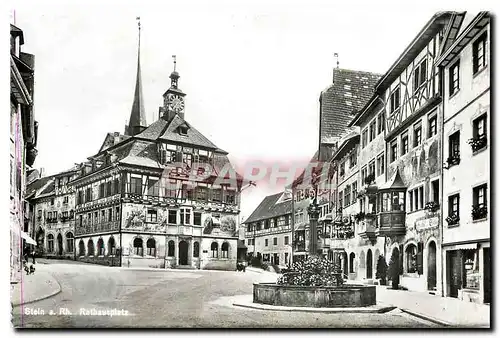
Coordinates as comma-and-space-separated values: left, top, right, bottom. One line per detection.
167, 95, 185, 113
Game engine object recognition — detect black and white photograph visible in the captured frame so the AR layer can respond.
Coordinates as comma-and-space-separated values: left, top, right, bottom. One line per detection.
8, 0, 492, 329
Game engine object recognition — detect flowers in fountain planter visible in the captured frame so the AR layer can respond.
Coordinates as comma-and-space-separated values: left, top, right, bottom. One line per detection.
424, 201, 440, 212
446, 155, 460, 167
277, 256, 344, 287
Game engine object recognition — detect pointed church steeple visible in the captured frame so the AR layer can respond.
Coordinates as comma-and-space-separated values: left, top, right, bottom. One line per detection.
126, 17, 147, 136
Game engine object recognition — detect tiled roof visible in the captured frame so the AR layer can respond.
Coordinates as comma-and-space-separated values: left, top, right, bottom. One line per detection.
39, 180, 55, 196
118, 140, 161, 169
320, 68, 381, 144
26, 176, 53, 198
243, 192, 293, 224
135, 118, 169, 140
159, 115, 219, 149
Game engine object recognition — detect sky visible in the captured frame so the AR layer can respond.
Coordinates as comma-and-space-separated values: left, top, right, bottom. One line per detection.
10, 0, 478, 220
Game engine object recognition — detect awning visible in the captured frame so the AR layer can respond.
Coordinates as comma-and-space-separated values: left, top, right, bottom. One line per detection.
443, 242, 478, 251
21, 231, 37, 246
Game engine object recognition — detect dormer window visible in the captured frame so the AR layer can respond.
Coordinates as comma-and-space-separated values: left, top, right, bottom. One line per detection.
179, 126, 188, 135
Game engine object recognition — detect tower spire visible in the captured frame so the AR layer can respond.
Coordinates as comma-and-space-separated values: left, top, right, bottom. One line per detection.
126, 16, 147, 136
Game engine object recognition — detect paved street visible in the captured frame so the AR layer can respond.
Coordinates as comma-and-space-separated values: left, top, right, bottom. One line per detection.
12, 260, 440, 328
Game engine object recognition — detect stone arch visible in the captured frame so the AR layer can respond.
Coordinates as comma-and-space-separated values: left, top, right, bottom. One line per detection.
97, 238, 105, 256
78, 239, 85, 256
47, 233, 55, 253
366, 249, 373, 279
221, 242, 230, 258
349, 252, 356, 273
87, 238, 95, 256
167, 240, 175, 256
146, 237, 156, 256
427, 239, 437, 290
133, 236, 144, 256
65, 231, 74, 254
211, 242, 219, 258
108, 236, 116, 255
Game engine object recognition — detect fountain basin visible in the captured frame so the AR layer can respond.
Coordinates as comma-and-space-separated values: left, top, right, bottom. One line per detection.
253, 283, 376, 308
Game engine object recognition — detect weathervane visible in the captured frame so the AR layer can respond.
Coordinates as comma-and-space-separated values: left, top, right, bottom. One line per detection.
172, 55, 177, 72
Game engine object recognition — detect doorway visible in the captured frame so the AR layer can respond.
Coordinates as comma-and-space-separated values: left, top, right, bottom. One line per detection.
427, 241, 437, 290
447, 250, 462, 298
366, 249, 373, 279
484, 248, 490, 303
179, 241, 189, 265
57, 234, 63, 256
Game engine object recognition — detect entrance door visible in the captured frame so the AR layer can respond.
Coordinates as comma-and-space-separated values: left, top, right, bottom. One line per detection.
447, 250, 462, 298
366, 250, 373, 279
179, 241, 189, 265
57, 234, 63, 256
427, 241, 437, 290
483, 248, 490, 303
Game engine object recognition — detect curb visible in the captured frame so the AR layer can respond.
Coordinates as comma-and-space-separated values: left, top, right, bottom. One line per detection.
399, 308, 453, 327
233, 301, 396, 314
12, 273, 62, 307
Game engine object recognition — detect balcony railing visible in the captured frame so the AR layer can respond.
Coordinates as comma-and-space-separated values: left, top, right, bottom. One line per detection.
472, 205, 487, 221
467, 135, 487, 152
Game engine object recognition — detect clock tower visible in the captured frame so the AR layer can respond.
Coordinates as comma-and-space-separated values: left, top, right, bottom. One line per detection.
162, 55, 186, 121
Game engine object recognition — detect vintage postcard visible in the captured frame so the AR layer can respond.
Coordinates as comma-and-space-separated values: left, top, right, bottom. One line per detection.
9, 1, 491, 329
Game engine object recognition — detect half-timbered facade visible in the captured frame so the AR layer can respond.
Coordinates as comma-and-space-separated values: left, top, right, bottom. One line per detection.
375, 12, 457, 293
438, 12, 490, 304
70, 34, 242, 270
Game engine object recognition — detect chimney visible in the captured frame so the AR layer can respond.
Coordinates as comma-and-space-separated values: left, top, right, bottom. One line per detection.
113, 132, 120, 144
39, 167, 45, 178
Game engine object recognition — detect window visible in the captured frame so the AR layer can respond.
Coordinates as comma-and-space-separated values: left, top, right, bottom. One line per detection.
108, 237, 116, 256
405, 244, 417, 273
63, 196, 69, 204
448, 193, 460, 225
401, 131, 409, 155
409, 186, 424, 211
369, 121, 376, 142
265, 239, 269, 247
193, 242, 200, 258
196, 186, 208, 201
339, 161, 345, 177
180, 208, 191, 225
361, 167, 367, 185
115, 207, 120, 221
463, 249, 480, 289
147, 238, 156, 256
194, 212, 202, 226
133, 238, 143, 256
182, 153, 192, 167
338, 191, 343, 209
284, 236, 289, 245
377, 113, 385, 134
47, 234, 54, 252
165, 240, 174, 256
362, 129, 368, 148
390, 140, 398, 162
344, 186, 351, 206
472, 184, 487, 220
211, 242, 218, 258
50, 198, 55, 206
352, 182, 357, 204
390, 86, 401, 114
428, 113, 437, 138
471, 114, 487, 152
147, 178, 160, 197
225, 190, 236, 204
211, 189, 222, 202
413, 123, 422, 147
449, 60, 460, 96
264, 219, 270, 229
97, 238, 105, 256
147, 209, 158, 223
219, 242, 229, 258
349, 150, 357, 168
168, 210, 177, 224
130, 176, 143, 195
377, 154, 385, 176
101, 210, 105, 224
106, 181, 112, 196
108, 208, 112, 222
94, 211, 98, 225
473, 32, 487, 74
368, 160, 375, 178
448, 131, 460, 162
414, 59, 427, 90
431, 180, 440, 204
380, 191, 406, 212
99, 183, 105, 198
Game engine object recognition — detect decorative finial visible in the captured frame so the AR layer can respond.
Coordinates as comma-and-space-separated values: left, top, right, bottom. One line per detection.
334, 53, 339, 68
172, 55, 177, 72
